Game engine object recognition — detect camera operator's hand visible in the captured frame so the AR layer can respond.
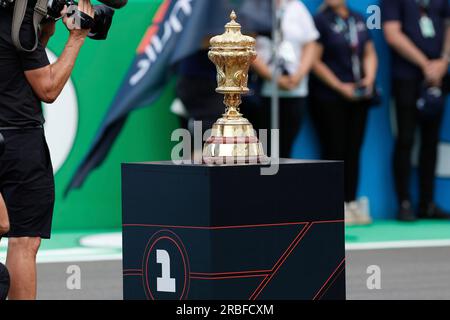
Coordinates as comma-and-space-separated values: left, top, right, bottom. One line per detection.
63, 0, 95, 38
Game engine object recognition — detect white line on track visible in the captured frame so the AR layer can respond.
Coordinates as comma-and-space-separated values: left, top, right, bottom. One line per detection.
2, 240, 450, 264
346, 239, 450, 251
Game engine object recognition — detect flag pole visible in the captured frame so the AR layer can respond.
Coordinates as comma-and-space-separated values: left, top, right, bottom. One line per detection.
270, 0, 281, 159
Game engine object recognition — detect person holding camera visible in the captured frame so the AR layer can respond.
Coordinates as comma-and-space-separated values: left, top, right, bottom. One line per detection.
381, 0, 450, 222
309, 0, 378, 225
0, 0, 94, 300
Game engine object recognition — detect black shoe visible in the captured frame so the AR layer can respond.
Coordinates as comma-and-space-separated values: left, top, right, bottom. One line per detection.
397, 200, 417, 222
419, 203, 450, 220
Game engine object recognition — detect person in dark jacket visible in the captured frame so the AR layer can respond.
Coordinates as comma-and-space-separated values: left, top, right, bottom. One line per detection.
310, 0, 378, 225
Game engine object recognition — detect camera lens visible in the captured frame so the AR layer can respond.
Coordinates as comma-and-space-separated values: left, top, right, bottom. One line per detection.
47, 0, 68, 19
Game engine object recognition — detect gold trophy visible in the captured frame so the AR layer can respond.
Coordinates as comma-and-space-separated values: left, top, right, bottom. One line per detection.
203, 11, 268, 165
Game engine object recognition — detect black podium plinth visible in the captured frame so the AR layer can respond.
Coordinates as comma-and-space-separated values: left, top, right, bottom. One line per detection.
122, 160, 345, 300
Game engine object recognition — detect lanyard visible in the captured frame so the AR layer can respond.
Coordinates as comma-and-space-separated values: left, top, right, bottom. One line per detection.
416, 0, 436, 38
335, 16, 359, 52
417, 0, 431, 16
335, 15, 362, 82
277, 0, 288, 41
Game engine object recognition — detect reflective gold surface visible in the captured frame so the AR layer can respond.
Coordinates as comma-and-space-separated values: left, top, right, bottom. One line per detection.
203, 11, 268, 165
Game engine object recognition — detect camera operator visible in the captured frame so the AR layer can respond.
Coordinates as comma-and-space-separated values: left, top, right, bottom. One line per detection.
0, 0, 94, 300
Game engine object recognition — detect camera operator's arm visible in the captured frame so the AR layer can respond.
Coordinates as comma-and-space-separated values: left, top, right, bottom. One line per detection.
25, 30, 88, 103
24, 0, 94, 103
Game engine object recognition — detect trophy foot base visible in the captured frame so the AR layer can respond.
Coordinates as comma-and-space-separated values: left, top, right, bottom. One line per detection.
202, 115, 268, 166
203, 155, 270, 165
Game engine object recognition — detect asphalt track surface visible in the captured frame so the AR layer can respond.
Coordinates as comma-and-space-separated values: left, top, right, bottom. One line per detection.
35, 247, 450, 300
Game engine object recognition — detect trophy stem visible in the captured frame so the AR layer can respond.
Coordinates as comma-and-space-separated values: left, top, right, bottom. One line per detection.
223, 93, 243, 118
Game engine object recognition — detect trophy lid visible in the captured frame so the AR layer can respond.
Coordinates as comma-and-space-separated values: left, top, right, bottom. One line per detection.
210, 11, 256, 49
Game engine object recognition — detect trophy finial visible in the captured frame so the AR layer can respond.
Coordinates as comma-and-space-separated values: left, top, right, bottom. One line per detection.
230, 10, 237, 21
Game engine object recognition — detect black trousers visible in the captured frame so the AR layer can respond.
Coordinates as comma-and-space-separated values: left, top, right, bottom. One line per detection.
392, 78, 444, 205
310, 97, 369, 202
257, 97, 305, 159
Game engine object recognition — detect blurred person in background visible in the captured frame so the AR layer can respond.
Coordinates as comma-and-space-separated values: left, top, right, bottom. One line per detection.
238, 0, 272, 128
382, 0, 450, 221
175, 41, 223, 136
309, 0, 378, 225
250, 0, 319, 158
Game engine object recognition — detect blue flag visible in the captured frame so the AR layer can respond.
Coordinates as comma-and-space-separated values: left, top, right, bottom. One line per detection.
65, 0, 238, 194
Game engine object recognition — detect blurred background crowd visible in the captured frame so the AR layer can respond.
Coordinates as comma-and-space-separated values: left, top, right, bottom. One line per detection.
23, 0, 450, 233
174, 0, 450, 225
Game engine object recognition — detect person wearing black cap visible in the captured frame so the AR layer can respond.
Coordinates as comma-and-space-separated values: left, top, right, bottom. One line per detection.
381, 0, 450, 221
309, 0, 378, 225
